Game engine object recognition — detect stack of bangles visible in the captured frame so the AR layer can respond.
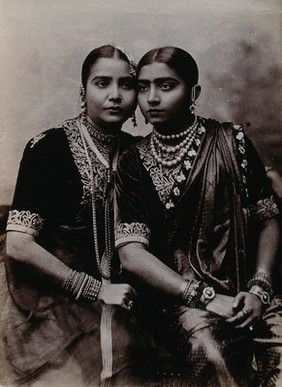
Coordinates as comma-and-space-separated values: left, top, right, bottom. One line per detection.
247, 270, 273, 306
62, 269, 102, 301
180, 280, 216, 308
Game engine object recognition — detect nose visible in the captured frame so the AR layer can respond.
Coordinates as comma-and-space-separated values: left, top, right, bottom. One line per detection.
148, 85, 160, 105
109, 83, 121, 102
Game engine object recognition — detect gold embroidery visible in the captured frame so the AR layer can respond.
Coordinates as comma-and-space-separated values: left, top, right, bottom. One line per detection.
7, 210, 44, 235
249, 196, 279, 221
115, 222, 150, 241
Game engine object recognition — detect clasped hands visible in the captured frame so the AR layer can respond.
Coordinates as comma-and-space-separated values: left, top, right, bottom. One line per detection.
206, 292, 263, 329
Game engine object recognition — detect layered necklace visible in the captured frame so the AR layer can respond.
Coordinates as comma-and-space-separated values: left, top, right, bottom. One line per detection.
150, 116, 198, 168
78, 117, 119, 279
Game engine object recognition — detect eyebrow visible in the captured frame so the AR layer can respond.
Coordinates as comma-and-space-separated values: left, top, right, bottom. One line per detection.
137, 77, 179, 83
92, 75, 134, 81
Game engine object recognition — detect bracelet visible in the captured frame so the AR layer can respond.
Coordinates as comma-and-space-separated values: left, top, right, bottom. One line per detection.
62, 269, 101, 302
247, 270, 273, 297
199, 286, 216, 308
249, 285, 271, 305
180, 280, 215, 309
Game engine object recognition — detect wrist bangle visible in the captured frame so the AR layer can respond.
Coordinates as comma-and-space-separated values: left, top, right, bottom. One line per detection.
180, 280, 215, 309
247, 270, 273, 297
249, 285, 271, 305
62, 269, 101, 302
199, 286, 216, 308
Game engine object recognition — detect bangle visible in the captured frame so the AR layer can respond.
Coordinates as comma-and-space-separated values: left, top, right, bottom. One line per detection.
199, 286, 216, 308
247, 270, 273, 297
62, 269, 101, 302
249, 285, 271, 305
180, 280, 215, 309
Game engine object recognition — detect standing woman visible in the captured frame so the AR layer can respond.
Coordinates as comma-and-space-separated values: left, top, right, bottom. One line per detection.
4, 45, 144, 386
115, 47, 281, 386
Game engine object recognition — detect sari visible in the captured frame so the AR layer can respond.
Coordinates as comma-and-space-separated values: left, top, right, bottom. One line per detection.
115, 117, 281, 386
2, 116, 149, 386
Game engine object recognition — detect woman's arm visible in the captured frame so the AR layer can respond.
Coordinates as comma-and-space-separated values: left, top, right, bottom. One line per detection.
6, 231, 70, 285
255, 217, 280, 273
118, 242, 186, 297
6, 231, 136, 308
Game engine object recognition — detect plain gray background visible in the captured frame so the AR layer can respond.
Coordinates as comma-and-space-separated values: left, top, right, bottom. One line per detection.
0, 0, 281, 204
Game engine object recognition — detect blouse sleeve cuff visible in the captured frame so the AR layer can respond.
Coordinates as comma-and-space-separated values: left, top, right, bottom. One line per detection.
249, 195, 279, 221
115, 222, 150, 249
6, 210, 44, 237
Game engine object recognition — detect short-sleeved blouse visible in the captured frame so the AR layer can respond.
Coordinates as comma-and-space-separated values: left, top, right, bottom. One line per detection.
115, 118, 279, 296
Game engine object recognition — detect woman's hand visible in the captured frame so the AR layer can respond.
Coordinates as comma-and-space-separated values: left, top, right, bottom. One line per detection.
205, 294, 236, 319
226, 291, 263, 328
97, 283, 137, 311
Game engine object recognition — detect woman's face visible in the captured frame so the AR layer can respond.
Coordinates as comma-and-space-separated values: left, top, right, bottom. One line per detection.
137, 62, 190, 127
85, 57, 136, 130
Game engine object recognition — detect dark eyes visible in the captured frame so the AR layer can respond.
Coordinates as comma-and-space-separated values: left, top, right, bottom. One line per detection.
121, 80, 135, 90
160, 82, 175, 91
138, 82, 176, 92
95, 79, 135, 90
96, 80, 109, 88
138, 83, 148, 92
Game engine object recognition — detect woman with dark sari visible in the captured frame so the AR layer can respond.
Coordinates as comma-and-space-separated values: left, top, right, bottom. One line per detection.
3, 45, 147, 386
115, 46, 281, 386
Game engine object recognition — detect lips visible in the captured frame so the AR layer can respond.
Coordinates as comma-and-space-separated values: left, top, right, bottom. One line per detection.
148, 109, 163, 114
106, 106, 123, 113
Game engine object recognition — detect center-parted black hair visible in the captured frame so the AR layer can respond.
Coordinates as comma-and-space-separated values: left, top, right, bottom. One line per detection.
137, 46, 199, 90
81, 45, 134, 89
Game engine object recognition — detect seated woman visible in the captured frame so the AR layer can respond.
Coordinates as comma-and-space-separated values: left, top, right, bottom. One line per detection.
3, 45, 147, 386
115, 46, 281, 386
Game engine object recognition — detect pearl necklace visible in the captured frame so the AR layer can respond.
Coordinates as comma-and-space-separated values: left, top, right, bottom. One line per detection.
153, 115, 197, 141
150, 118, 199, 168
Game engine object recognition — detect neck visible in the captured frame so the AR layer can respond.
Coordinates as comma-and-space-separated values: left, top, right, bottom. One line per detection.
85, 115, 121, 136
154, 113, 195, 135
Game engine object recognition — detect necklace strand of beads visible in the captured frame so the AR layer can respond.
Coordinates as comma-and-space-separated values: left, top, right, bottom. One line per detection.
151, 116, 198, 168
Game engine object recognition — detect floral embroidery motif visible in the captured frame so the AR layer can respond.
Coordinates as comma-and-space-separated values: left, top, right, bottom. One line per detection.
60, 117, 117, 210
7, 210, 44, 235
137, 119, 206, 209
233, 124, 248, 195
30, 133, 46, 148
249, 196, 279, 221
115, 222, 150, 241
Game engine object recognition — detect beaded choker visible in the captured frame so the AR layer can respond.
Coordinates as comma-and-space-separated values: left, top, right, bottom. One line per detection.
81, 115, 119, 148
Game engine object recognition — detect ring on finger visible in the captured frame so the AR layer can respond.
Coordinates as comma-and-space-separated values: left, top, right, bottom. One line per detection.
242, 309, 250, 316
128, 300, 134, 310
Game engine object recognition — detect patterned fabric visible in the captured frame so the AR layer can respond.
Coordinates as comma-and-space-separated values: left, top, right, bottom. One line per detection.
115, 222, 150, 247
6, 209, 44, 236
250, 196, 279, 221
137, 119, 206, 209
115, 118, 281, 386
61, 117, 118, 204
3, 115, 143, 384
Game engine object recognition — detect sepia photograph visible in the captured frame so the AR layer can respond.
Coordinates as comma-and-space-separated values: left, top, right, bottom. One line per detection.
0, 1, 281, 385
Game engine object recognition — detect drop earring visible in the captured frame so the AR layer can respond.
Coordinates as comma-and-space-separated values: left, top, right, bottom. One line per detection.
131, 112, 137, 127
189, 85, 197, 113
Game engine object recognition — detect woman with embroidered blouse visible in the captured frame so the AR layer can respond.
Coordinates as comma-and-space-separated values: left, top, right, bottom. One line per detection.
4, 45, 146, 386
115, 46, 281, 386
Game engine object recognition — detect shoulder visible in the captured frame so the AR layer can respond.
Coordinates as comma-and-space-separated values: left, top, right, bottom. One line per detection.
119, 131, 144, 152
24, 123, 73, 160
27, 127, 65, 149
200, 116, 244, 135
